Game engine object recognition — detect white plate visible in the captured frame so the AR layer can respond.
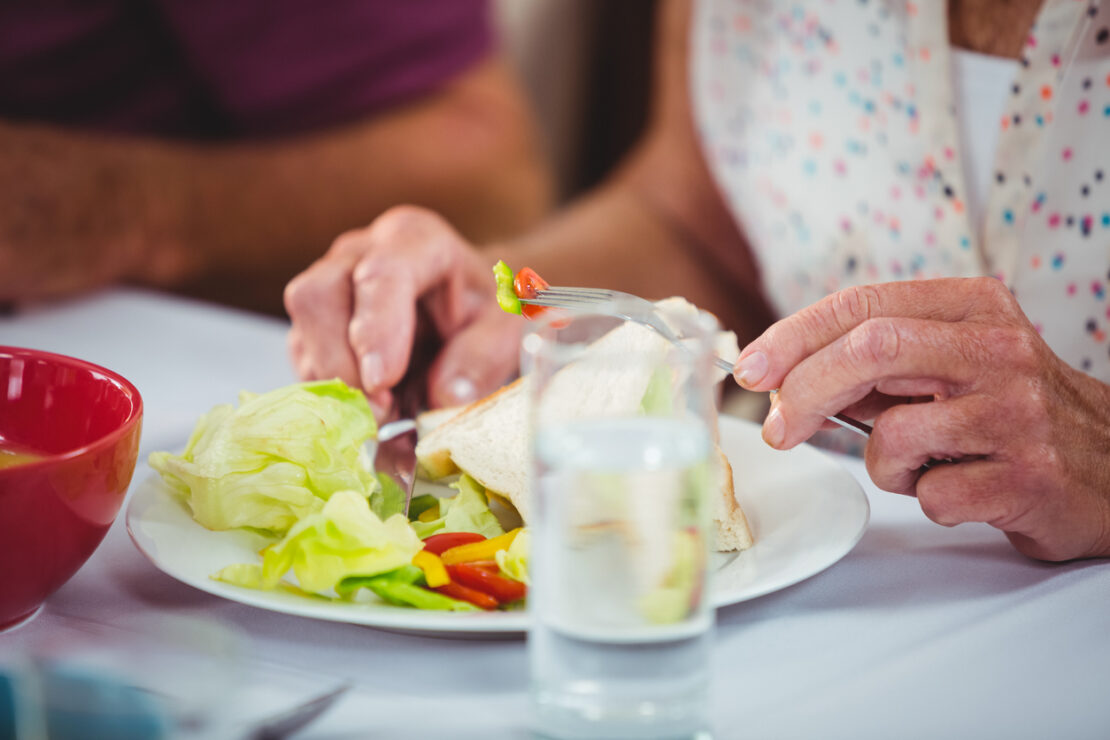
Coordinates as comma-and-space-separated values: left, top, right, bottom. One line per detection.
126, 416, 869, 637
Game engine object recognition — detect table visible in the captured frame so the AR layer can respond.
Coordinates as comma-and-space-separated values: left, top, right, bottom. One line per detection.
3, 287, 1108, 739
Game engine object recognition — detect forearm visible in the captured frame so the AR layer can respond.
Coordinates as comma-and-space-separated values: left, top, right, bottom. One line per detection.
0, 58, 551, 312
155, 60, 550, 279
0, 122, 154, 298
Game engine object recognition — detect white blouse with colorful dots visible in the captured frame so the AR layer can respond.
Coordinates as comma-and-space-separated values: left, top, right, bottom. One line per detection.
691, 0, 1110, 383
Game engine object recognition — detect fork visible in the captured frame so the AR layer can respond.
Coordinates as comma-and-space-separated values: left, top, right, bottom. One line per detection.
522, 286, 873, 438
245, 682, 352, 740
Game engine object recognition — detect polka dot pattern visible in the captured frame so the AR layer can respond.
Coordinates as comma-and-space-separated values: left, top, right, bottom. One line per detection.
691, 0, 1110, 383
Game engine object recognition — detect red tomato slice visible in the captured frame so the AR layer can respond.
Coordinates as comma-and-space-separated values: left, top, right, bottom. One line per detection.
421, 532, 487, 555
513, 267, 549, 299
521, 303, 549, 321
433, 581, 500, 610
448, 563, 527, 604
514, 267, 551, 321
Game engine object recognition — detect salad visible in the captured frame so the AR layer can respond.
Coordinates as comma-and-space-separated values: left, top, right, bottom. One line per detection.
149, 379, 529, 613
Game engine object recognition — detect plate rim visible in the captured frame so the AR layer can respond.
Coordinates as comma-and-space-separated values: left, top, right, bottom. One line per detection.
125, 416, 869, 636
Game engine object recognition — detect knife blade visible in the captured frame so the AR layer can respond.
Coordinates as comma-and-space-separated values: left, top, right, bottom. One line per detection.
373, 332, 432, 516
372, 418, 418, 515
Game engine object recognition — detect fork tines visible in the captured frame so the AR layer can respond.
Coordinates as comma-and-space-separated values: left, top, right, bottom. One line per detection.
531, 286, 617, 305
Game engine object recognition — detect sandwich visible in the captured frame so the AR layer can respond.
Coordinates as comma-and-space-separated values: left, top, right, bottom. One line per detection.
415, 296, 754, 552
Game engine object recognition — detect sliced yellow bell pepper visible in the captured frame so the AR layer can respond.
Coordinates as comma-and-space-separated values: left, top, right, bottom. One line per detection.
440, 528, 522, 565
417, 503, 440, 522
412, 549, 450, 588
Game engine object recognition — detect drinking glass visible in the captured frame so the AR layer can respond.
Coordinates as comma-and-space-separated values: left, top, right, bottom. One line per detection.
523, 299, 720, 740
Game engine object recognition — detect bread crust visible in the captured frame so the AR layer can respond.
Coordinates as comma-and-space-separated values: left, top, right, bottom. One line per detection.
415, 377, 525, 480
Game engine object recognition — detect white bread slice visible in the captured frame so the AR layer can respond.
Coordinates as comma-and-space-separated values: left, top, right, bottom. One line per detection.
415, 406, 464, 439
713, 447, 753, 551
415, 298, 753, 551
653, 296, 740, 385
416, 378, 531, 513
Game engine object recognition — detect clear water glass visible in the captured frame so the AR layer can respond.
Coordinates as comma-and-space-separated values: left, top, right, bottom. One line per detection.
523, 300, 720, 740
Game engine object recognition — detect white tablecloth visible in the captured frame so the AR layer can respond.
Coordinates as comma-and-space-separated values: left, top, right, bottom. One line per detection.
3, 288, 1108, 739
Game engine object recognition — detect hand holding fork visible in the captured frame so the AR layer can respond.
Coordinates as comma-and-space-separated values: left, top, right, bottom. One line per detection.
520, 285, 873, 438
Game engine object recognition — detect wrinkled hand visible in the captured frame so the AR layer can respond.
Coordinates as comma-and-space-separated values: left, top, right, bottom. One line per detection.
284, 206, 522, 417
734, 278, 1110, 561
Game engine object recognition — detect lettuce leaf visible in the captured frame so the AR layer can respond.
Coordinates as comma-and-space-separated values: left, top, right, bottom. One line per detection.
214, 490, 423, 595
411, 474, 506, 539
496, 527, 530, 585
337, 566, 480, 611
637, 529, 702, 624
357, 579, 479, 611
407, 494, 439, 521
150, 380, 380, 535
370, 472, 406, 520
639, 365, 673, 416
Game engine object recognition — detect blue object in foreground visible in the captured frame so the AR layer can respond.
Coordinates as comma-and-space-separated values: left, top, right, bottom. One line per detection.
0, 663, 171, 740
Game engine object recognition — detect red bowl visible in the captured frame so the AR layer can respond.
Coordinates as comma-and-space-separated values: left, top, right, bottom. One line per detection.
0, 347, 142, 630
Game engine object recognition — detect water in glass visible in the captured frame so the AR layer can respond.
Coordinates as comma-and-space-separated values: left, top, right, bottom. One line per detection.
530, 416, 714, 739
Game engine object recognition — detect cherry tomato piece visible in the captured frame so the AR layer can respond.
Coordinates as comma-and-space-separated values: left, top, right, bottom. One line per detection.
521, 303, 549, 321
421, 532, 487, 555
513, 267, 549, 300
433, 581, 499, 610
448, 564, 527, 604
514, 267, 552, 321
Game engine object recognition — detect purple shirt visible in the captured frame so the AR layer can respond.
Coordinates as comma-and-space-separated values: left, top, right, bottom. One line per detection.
0, 0, 492, 138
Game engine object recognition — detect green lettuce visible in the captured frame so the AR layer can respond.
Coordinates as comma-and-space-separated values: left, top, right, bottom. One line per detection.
337, 566, 479, 611
371, 472, 406, 521
149, 380, 380, 535
637, 529, 702, 624
407, 493, 439, 521
496, 527, 530, 584
493, 260, 522, 315
640, 366, 674, 416
213, 490, 423, 595
411, 474, 505, 539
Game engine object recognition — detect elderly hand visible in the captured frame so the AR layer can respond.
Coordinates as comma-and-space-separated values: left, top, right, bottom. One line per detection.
284, 206, 521, 418
733, 278, 1110, 561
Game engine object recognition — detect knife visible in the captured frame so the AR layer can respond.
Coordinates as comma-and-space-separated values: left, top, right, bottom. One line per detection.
372, 328, 434, 515
372, 418, 419, 515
